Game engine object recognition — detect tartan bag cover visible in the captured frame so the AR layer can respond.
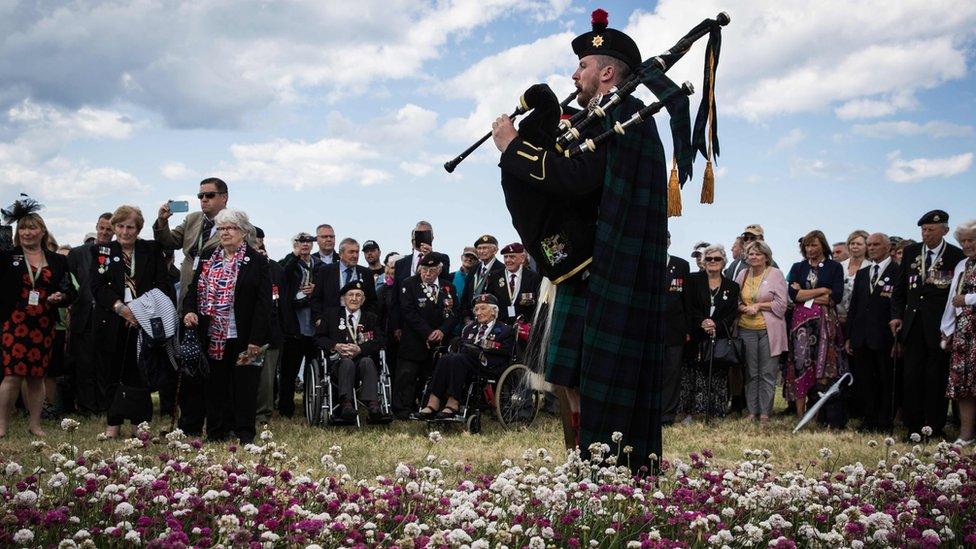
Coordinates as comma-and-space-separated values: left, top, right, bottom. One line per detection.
578, 94, 668, 474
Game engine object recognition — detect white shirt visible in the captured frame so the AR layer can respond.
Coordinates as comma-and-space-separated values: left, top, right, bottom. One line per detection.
318, 250, 335, 264
410, 251, 422, 274
505, 267, 522, 298
338, 262, 360, 288
923, 240, 947, 271
344, 308, 361, 333
474, 319, 496, 345
940, 257, 976, 337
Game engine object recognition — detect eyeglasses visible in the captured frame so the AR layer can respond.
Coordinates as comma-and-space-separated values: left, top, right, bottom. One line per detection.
703, 256, 723, 263
216, 226, 239, 232
197, 191, 226, 200
742, 234, 758, 241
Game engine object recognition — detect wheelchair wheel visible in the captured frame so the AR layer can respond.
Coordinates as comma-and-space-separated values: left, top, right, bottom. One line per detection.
304, 359, 323, 426
494, 363, 539, 429
466, 413, 481, 434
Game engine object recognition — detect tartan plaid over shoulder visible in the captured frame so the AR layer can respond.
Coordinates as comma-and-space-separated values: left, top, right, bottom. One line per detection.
578, 95, 668, 474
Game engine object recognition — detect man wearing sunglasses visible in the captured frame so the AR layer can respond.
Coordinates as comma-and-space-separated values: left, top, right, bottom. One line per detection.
153, 177, 229, 309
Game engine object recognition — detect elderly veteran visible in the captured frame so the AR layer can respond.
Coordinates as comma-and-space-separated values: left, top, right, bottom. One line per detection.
414, 293, 515, 420
461, 234, 505, 317
316, 280, 388, 424
183, 209, 271, 445
940, 220, 976, 446
392, 252, 458, 418
489, 242, 542, 323
891, 210, 965, 440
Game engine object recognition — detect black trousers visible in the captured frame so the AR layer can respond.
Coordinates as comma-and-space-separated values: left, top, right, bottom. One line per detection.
278, 335, 317, 417
902, 322, 950, 435
67, 325, 106, 414
854, 346, 895, 430
427, 353, 479, 404
106, 326, 152, 427
660, 344, 684, 424
205, 339, 260, 444
393, 356, 432, 413
178, 373, 206, 436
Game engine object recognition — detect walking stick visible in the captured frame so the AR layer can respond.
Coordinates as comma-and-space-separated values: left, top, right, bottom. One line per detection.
169, 371, 182, 434
705, 336, 716, 423
889, 343, 899, 436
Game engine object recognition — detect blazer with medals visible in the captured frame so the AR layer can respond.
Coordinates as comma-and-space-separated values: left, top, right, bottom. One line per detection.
847, 260, 899, 351
684, 271, 740, 341
0, 247, 75, 327
457, 320, 515, 373
310, 262, 378, 324
90, 240, 175, 351
891, 241, 965, 347
398, 275, 458, 361
486, 266, 543, 322
316, 307, 385, 362
461, 258, 505, 317
66, 243, 97, 334
153, 211, 220, 309
183, 245, 272, 351
279, 253, 321, 337
390, 251, 452, 332
665, 256, 691, 346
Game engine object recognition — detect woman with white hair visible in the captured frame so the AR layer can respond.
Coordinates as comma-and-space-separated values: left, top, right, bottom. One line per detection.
679, 243, 740, 421
183, 209, 271, 445
413, 293, 514, 420
940, 219, 976, 446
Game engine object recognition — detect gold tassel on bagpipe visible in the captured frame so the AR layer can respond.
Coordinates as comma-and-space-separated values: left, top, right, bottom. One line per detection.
700, 48, 717, 205
667, 157, 682, 217
700, 160, 714, 204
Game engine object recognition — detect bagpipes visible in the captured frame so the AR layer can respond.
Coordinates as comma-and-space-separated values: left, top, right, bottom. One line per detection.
444, 11, 730, 216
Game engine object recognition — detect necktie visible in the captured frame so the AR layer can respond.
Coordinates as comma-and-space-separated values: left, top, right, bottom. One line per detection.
481, 265, 488, 279
925, 250, 934, 274
870, 264, 879, 293
189, 216, 214, 258
348, 314, 356, 335
509, 273, 516, 294
415, 253, 424, 274
476, 323, 488, 343
344, 266, 353, 285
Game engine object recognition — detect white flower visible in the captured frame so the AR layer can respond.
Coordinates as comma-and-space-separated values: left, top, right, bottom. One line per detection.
910, 433, 921, 443
447, 529, 473, 545
611, 431, 623, 443
528, 536, 546, 549
13, 490, 38, 506
921, 426, 933, 437
124, 530, 141, 543
259, 429, 273, 441
428, 431, 443, 444
60, 418, 81, 432
13, 529, 34, 544
5, 462, 22, 476
114, 502, 135, 516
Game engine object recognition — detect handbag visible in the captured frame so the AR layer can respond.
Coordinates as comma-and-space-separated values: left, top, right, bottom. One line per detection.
176, 327, 209, 377
108, 384, 153, 423
700, 320, 744, 366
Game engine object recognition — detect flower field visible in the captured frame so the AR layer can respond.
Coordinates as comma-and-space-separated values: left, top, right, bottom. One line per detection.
2, 416, 975, 548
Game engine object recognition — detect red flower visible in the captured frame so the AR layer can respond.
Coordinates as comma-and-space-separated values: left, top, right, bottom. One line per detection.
27, 348, 42, 363
43, 337, 52, 348
20, 288, 30, 299
26, 305, 42, 317
30, 366, 44, 377
2, 354, 9, 367
11, 310, 26, 323
2, 333, 13, 347
13, 362, 28, 376
29, 329, 44, 344
14, 325, 29, 338
11, 343, 26, 358
38, 316, 50, 328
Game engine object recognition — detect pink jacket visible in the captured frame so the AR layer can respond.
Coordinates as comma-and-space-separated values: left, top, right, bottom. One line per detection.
735, 267, 789, 357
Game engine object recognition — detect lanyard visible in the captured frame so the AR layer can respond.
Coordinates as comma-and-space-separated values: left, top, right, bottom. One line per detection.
920, 244, 945, 279
346, 312, 358, 341
744, 267, 768, 305
26, 258, 43, 289
126, 250, 136, 278
300, 259, 312, 286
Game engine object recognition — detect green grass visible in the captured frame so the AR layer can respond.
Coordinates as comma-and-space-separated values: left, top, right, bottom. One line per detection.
0, 402, 909, 478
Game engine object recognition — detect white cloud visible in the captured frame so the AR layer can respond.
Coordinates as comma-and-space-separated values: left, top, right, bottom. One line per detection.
224, 138, 391, 190
625, 0, 976, 121
789, 156, 862, 180
7, 99, 135, 140
0, 156, 148, 201
771, 128, 805, 152
853, 120, 973, 139
400, 161, 435, 177
885, 150, 972, 182
834, 92, 918, 120
160, 162, 200, 181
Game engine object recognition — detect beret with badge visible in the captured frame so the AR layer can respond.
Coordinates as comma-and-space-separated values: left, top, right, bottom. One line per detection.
472, 293, 498, 306
339, 280, 366, 296
917, 210, 949, 226
570, 8, 642, 70
418, 251, 447, 268
474, 234, 498, 247
500, 242, 525, 255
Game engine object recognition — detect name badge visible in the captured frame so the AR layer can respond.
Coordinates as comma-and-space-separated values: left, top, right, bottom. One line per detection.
124, 287, 134, 303
507, 305, 516, 317
28, 290, 40, 306
193, 256, 200, 271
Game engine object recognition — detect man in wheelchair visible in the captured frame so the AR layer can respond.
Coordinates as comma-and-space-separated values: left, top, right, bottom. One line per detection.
413, 293, 514, 420
316, 280, 389, 424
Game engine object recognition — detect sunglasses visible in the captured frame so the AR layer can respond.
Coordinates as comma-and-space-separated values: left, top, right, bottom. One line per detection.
703, 256, 723, 263
197, 191, 226, 200
295, 237, 315, 243
742, 234, 758, 241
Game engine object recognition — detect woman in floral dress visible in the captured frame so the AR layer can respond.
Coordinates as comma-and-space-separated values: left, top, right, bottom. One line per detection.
941, 220, 976, 446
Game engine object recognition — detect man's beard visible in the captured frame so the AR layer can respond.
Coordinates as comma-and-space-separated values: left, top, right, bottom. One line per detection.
576, 79, 598, 108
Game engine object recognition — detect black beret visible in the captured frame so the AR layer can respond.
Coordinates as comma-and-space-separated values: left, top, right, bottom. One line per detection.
362, 240, 379, 251
571, 9, 641, 71
500, 242, 525, 255
472, 293, 498, 306
339, 279, 366, 296
418, 251, 446, 268
917, 210, 949, 226
254, 226, 265, 239
474, 234, 498, 247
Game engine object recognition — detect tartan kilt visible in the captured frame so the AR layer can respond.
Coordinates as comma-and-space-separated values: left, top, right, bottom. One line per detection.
544, 279, 588, 388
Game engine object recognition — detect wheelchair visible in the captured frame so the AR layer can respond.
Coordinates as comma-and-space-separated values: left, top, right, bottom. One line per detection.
303, 349, 394, 427
421, 329, 541, 434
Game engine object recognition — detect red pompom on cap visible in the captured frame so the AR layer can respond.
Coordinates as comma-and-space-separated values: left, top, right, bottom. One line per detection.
591, 8, 608, 32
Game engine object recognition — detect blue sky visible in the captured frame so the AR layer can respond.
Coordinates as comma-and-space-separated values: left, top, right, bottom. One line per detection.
1, 0, 974, 270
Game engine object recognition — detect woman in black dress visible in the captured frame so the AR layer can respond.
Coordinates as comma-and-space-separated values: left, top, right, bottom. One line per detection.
679, 244, 740, 421
0, 200, 74, 438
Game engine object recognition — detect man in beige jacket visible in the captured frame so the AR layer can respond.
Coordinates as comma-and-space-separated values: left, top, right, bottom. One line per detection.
153, 177, 228, 310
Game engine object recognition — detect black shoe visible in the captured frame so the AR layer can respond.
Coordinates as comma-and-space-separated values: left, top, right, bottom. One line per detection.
434, 407, 459, 420
340, 403, 357, 422
410, 407, 436, 421
368, 405, 392, 424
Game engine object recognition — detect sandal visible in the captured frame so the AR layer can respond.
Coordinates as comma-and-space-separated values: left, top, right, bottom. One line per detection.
435, 406, 459, 420
411, 407, 437, 421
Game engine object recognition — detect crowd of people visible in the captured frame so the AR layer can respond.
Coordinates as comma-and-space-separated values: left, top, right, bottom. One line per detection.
1, 179, 975, 449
